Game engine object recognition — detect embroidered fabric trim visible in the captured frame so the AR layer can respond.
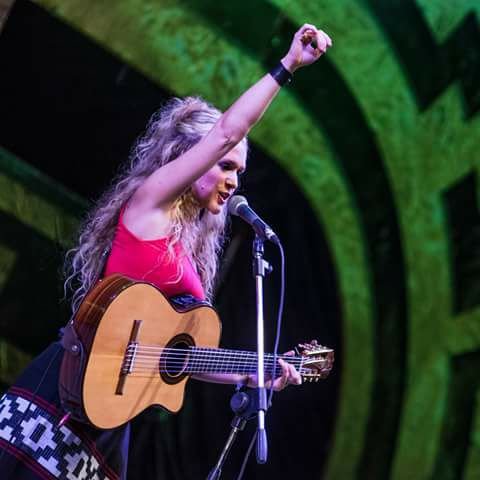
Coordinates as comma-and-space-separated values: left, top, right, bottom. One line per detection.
0, 392, 117, 480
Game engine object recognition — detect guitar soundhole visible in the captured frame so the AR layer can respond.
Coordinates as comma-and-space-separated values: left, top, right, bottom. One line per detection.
160, 333, 195, 385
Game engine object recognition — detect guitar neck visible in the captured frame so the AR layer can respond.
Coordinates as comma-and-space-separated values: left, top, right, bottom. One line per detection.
185, 347, 304, 376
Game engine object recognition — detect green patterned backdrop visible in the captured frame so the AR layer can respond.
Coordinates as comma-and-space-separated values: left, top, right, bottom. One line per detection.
1, 1, 479, 478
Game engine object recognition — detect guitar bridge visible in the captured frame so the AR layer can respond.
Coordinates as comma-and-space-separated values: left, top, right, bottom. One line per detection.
116, 319, 142, 395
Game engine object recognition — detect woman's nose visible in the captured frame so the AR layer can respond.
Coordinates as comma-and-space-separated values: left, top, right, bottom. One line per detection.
226, 174, 238, 190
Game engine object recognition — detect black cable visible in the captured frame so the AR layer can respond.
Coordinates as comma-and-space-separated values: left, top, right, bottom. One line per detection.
235, 430, 257, 480
267, 241, 286, 407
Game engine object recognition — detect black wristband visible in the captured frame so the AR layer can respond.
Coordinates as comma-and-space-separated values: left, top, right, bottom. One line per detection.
269, 62, 293, 86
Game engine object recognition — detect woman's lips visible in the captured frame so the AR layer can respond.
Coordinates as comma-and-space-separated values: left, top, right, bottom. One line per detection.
217, 192, 229, 205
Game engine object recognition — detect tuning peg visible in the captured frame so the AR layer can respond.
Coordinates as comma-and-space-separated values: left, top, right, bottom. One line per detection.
298, 342, 313, 353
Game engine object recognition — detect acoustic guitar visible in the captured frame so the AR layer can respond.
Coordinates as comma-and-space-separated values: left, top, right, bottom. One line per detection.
59, 275, 334, 429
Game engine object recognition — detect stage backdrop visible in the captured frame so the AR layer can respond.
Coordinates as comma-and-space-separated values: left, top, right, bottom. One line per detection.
0, 1, 479, 479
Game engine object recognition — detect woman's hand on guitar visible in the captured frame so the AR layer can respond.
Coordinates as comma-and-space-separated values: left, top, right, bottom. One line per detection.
246, 350, 302, 391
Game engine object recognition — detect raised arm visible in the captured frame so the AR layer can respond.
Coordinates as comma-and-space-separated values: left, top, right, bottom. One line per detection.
130, 24, 332, 211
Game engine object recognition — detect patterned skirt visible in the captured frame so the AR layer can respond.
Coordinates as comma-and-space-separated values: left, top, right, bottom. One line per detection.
0, 342, 130, 479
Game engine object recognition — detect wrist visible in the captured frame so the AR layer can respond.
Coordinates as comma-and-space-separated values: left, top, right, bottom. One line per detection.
280, 55, 299, 74
236, 374, 250, 390
270, 62, 293, 86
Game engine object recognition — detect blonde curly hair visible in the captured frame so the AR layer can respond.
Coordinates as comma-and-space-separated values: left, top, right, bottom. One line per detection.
64, 96, 247, 313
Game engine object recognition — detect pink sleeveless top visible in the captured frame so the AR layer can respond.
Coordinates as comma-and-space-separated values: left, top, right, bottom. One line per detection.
104, 208, 205, 300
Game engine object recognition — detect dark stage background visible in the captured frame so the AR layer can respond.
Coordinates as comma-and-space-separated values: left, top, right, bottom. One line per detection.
0, 1, 479, 479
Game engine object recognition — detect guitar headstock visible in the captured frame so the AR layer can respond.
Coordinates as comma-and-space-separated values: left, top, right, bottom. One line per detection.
297, 339, 334, 382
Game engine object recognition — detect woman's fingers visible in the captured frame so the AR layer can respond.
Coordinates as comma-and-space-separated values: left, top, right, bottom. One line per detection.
321, 29, 333, 48
274, 358, 302, 390
282, 351, 302, 385
301, 28, 317, 42
283, 357, 302, 385
316, 33, 328, 53
297, 23, 318, 37
298, 25, 332, 58
275, 358, 290, 390
297, 24, 331, 48
289, 362, 302, 385
318, 30, 332, 51
250, 354, 302, 391
283, 23, 332, 71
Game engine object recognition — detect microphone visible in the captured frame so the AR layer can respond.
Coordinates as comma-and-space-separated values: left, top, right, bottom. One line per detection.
228, 195, 280, 245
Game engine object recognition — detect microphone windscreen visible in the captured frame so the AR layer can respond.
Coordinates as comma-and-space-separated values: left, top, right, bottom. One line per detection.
227, 195, 248, 216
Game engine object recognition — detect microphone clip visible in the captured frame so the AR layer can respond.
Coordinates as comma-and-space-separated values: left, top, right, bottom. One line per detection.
253, 236, 273, 277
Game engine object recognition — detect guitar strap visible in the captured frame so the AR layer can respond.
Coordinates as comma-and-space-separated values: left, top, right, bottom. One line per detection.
58, 322, 89, 424
58, 247, 111, 425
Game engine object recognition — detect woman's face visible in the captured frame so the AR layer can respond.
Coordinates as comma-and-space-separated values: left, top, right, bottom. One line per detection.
191, 142, 247, 214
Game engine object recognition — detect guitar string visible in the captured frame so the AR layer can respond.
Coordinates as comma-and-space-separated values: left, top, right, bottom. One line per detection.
122, 357, 309, 367
125, 355, 325, 368
123, 352, 307, 362
122, 347, 329, 360
125, 366, 318, 375
124, 346, 313, 354
124, 375, 321, 380
126, 368, 326, 378
123, 359, 326, 371
123, 350, 308, 358
115, 346, 329, 374
122, 355, 323, 368
125, 371, 323, 379
121, 348, 327, 368
125, 345, 330, 354
124, 369, 323, 377
126, 367, 325, 375
123, 357, 307, 368
126, 357, 305, 364
125, 373, 318, 378
126, 366, 318, 373
121, 352, 327, 368
121, 359, 310, 369
123, 362, 319, 372
123, 356, 308, 366
129, 344, 328, 350
124, 355, 307, 361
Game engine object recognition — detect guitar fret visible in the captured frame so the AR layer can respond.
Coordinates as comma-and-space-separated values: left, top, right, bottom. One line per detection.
186, 347, 196, 373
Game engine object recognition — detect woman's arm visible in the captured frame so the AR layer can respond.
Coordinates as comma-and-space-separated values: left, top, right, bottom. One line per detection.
131, 24, 332, 211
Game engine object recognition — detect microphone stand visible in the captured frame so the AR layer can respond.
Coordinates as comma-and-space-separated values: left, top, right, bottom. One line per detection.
206, 234, 272, 479
252, 234, 272, 464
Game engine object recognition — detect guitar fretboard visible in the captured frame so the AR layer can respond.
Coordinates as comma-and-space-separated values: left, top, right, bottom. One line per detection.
186, 347, 305, 375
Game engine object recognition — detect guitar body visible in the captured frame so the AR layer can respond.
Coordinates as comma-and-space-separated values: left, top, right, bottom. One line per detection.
60, 275, 221, 429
